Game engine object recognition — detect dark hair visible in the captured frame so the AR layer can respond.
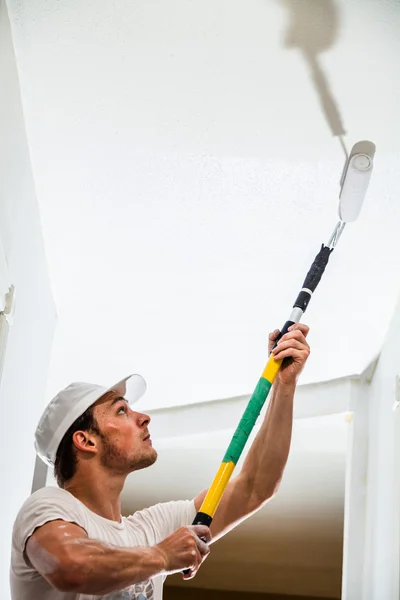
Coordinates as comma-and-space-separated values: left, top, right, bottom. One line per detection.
54, 404, 99, 488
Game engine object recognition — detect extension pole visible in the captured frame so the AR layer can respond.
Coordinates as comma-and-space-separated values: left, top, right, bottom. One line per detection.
183, 140, 375, 569
191, 242, 335, 529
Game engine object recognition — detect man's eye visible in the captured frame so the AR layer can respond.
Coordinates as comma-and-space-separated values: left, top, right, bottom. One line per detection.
117, 406, 126, 415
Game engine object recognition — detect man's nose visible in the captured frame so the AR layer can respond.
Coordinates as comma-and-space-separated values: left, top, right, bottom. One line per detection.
132, 410, 151, 427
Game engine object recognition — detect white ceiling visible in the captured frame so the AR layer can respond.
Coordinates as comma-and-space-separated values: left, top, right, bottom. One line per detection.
7, 0, 400, 409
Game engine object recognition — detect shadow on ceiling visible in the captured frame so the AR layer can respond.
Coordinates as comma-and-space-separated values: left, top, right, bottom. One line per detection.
278, 0, 348, 159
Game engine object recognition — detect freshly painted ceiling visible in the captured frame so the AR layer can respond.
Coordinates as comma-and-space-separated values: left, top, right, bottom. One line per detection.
6, 0, 400, 408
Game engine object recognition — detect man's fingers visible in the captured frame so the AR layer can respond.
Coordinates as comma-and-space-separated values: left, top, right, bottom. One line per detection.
268, 329, 281, 353
189, 533, 210, 556
269, 329, 281, 341
193, 535, 209, 557
188, 547, 202, 569
188, 525, 211, 560
182, 548, 202, 580
273, 347, 310, 362
288, 323, 310, 337
272, 338, 309, 355
274, 328, 309, 347
269, 324, 309, 346
189, 525, 212, 544
192, 547, 203, 566
269, 324, 310, 359
269, 324, 309, 342
272, 328, 310, 360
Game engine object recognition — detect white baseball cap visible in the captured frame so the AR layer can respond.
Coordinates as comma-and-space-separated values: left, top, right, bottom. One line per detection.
35, 374, 147, 467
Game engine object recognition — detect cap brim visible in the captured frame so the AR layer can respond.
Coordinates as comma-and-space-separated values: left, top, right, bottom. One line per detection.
107, 374, 147, 406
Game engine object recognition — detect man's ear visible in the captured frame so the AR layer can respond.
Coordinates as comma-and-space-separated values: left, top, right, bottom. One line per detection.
72, 430, 99, 457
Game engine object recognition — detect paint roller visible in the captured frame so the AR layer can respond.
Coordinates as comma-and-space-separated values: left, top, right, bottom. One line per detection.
183, 140, 376, 573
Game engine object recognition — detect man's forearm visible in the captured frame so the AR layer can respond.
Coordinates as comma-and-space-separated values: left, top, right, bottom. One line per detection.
198, 325, 309, 541
32, 536, 165, 595
240, 379, 295, 505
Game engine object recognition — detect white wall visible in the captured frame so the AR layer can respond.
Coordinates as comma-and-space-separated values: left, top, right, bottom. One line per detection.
341, 375, 371, 600
359, 294, 400, 600
340, 294, 400, 599
0, 2, 56, 598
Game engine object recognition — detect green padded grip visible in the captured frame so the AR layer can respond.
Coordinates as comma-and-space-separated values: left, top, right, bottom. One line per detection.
222, 377, 272, 464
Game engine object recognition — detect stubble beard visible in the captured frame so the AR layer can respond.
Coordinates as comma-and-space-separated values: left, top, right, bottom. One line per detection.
100, 436, 158, 474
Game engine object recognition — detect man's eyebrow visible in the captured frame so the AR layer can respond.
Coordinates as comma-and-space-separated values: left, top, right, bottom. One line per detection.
109, 396, 128, 408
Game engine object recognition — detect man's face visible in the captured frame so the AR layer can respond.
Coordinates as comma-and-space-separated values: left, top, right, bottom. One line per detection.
92, 391, 157, 474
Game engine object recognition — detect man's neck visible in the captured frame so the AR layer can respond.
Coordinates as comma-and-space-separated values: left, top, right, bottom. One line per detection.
64, 470, 127, 523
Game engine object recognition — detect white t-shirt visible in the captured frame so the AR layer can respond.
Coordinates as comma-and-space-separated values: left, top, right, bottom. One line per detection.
10, 486, 196, 600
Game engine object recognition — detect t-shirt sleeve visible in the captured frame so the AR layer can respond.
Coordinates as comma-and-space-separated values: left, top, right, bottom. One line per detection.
13, 487, 88, 558
129, 499, 196, 546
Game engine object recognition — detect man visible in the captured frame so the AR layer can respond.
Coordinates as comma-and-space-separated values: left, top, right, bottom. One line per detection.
10, 324, 310, 599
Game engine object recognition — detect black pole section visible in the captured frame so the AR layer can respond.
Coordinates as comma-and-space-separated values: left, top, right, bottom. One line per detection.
272, 244, 333, 349
192, 513, 213, 527
299, 244, 333, 293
